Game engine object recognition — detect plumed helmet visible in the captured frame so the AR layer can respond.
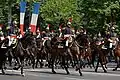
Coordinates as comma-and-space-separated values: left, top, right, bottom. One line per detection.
67, 22, 71, 25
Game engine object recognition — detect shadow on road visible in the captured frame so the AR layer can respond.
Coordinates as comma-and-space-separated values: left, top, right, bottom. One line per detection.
0, 73, 22, 76
28, 70, 84, 77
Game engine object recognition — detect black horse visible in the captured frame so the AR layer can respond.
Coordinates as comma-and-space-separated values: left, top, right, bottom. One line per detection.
0, 33, 37, 76
0, 38, 11, 75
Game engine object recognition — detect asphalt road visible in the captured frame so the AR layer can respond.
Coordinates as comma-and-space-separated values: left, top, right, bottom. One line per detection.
0, 66, 120, 80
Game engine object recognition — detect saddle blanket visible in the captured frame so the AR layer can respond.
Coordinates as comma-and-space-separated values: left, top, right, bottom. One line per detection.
58, 45, 64, 48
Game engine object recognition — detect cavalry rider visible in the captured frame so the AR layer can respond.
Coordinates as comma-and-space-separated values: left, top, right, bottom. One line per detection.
105, 30, 118, 58
41, 27, 51, 46
108, 31, 119, 48
0, 27, 5, 42
36, 27, 41, 39
7, 33, 18, 48
95, 32, 104, 46
63, 21, 73, 47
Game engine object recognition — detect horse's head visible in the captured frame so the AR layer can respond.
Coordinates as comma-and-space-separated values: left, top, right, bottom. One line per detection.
21, 34, 37, 49
51, 36, 58, 46
76, 34, 90, 48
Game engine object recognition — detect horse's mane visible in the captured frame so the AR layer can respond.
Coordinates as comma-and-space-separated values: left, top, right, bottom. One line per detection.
76, 34, 82, 40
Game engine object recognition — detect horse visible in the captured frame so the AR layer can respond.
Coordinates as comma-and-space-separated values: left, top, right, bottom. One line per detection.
20, 33, 38, 69
113, 41, 120, 71
91, 38, 109, 73
48, 34, 83, 76
75, 33, 94, 69
0, 38, 12, 75
3, 33, 38, 76
35, 38, 46, 68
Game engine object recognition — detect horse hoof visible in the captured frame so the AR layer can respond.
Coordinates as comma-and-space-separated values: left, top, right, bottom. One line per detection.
21, 73, 25, 77
67, 72, 70, 74
80, 73, 83, 76
113, 69, 116, 71
95, 70, 97, 72
2, 72, 5, 75
52, 71, 56, 74
104, 70, 107, 73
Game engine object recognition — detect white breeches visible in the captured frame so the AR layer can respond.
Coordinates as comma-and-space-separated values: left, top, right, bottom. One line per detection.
109, 43, 112, 48
43, 40, 46, 46
66, 40, 69, 47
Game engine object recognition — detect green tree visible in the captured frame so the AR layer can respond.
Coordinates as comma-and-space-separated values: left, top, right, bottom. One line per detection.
40, 0, 81, 29
77, 0, 120, 34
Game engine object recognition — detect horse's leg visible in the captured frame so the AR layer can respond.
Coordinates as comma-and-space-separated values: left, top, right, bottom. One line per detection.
1, 68, 5, 75
86, 57, 92, 69
32, 58, 35, 69
78, 55, 83, 76
40, 57, 44, 68
100, 59, 107, 73
30, 55, 35, 69
13, 57, 21, 70
75, 55, 83, 76
25, 57, 28, 66
0, 60, 5, 75
39, 54, 44, 68
35, 56, 39, 68
105, 64, 107, 69
95, 57, 100, 72
62, 56, 70, 74
104, 56, 108, 69
8, 51, 13, 67
20, 58, 25, 76
51, 55, 56, 73
113, 56, 119, 71
14, 58, 18, 66
91, 52, 96, 69
48, 55, 52, 68
67, 48, 74, 67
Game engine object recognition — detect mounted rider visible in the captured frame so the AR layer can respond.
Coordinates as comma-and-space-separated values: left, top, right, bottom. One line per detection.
41, 25, 51, 46
36, 27, 41, 39
0, 27, 5, 42
105, 22, 119, 58
95, 32, 104, 46
106, 22, 119, 49
63, 21, 73, 47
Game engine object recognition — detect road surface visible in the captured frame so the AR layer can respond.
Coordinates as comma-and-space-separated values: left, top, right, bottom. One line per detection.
0, 66, 120, 80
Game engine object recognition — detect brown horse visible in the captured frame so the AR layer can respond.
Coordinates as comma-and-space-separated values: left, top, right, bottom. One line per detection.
75, 34, 94, 68
46, 35, 83, 76
0, 38, 11, 75
68, 39, 83, 76
8, 34, 38, 76
49, 36, 69, 74
113, 41, 120, 71
35, 38, 47, 68
91, 39, 109, 73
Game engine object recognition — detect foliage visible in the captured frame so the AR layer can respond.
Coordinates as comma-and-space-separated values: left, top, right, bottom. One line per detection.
77, 0, 120, 34
0, 0, 120, 35
40, 0, 81, 29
